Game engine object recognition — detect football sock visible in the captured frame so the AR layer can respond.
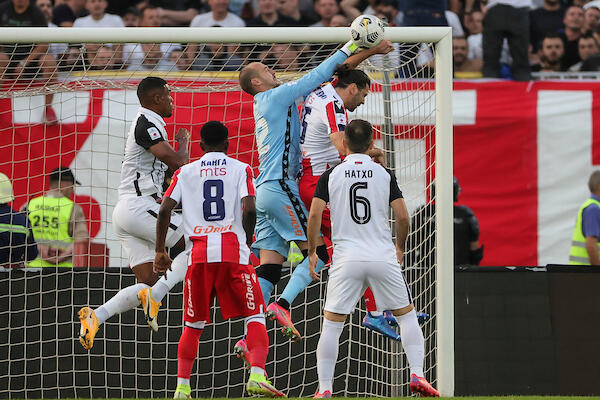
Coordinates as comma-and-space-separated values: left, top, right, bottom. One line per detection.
363, 287, 378, 313
395, 309, 425, 377
177, 326, 202, 379
258, 278, 274, 304
279, 256, 325, 306
317, 318, 344, 393
245, 314, 268, 374
177, 377, 190, 387
151, 251, 188, 303
95, 283, 149, 325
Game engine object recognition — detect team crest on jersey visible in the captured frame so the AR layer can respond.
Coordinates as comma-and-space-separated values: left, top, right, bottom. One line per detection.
147, 126, 161, 140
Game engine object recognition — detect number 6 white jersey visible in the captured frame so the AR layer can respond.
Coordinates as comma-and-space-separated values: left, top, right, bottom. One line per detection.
313, 153, 403, 264
164, 152, 255, 265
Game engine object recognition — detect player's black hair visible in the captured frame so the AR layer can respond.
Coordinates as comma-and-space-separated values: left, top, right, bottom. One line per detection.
201, 121, 229, 146
344, 119, 373, 153
335, 68, 371, 90
137, 76, 168, 104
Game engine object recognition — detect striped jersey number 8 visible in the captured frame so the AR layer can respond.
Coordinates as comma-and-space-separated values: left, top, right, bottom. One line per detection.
349, 182, 371, 224
203, 180, 225, 221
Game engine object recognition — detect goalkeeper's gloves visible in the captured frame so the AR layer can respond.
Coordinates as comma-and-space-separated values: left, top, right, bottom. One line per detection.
341, 40, 359, 56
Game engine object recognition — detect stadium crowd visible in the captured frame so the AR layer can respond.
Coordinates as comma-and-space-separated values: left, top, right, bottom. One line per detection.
0, 0, 599, 82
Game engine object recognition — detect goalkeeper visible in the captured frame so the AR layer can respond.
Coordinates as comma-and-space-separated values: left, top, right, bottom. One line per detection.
238, 39, 393, 341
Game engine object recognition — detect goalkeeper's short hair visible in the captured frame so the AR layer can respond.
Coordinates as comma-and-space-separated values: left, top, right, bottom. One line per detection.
201, 121, 229, 146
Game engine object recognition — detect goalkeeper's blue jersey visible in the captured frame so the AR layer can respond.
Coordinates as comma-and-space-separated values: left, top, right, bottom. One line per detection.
253, 50, 348, 187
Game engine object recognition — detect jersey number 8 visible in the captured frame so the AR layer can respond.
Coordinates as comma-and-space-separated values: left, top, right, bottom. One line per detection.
203, 180, 225, 221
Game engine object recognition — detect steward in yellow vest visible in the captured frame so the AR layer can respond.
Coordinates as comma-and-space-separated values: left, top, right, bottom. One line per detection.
25, 167, 88, 267
569, 171, 600, 265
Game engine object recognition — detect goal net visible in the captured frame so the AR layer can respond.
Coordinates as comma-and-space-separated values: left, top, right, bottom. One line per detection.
0, 27, 453, 398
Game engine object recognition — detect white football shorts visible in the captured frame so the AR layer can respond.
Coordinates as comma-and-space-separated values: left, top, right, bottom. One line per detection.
324, 260, 412, 315
112, 196, 184, 268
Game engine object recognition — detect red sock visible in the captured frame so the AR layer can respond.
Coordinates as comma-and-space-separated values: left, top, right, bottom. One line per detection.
177, 326, 202, 379
246, 321, 268, 370
363, 287, 378, 313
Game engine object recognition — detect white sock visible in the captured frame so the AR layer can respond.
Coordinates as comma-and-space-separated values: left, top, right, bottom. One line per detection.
151, 252, 188, 303
177, 377, 190, 386
250, 366, 266, 376
317, 318, 344, 393
370, 311, 383, 317
95, 283, 149, 325
395, 309, 425, 377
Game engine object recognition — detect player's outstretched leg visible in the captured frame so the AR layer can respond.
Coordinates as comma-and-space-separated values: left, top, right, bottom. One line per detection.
395, 308, 439, 397
245, 314, 286, 397
139, 252, 189, 331
268, 244, 328, 341
314, 317, 345, 398
174, 322, 204, 399
78, 282, 149, 349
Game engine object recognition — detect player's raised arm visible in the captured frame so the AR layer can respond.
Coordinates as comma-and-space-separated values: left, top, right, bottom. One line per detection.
341, 40, 394, 71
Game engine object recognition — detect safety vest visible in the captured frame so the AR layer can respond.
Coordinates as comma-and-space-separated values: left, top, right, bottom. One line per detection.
569, 197, 600, 265
26, 195, 74, 267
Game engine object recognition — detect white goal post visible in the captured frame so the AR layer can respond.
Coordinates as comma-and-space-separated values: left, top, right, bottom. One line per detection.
0, 26, 453, 397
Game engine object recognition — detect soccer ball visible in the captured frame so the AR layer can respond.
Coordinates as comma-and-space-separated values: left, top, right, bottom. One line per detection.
350, 15, 385, 49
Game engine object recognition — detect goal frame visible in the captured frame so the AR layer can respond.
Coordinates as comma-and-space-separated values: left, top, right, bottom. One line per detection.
0, 26, 454, 396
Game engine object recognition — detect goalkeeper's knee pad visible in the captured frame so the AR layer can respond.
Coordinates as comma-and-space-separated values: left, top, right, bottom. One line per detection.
255, 263, 282, 285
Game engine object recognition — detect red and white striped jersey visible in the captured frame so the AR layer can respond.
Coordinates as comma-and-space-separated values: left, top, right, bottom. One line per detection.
300, 83, 347, 177
164, 152, 255, 265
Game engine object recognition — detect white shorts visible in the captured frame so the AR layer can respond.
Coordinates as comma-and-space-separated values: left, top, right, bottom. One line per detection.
112, 196, 184, 268
324, 260, 412, 315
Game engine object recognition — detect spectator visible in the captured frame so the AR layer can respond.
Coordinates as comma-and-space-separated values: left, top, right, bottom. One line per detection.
64, 0, 86, 18
261, 43, 300, 70
24, 167, 88, 268
329, 13, 347, 26
139, 0, 203, 26
453, 36, 483, 77
339, 0, 377, 22
374, 0, 402, 26
52, 3, 75, 26
121, 6, 139, 26
127, 43, 175, 71
558, 5, 584, 69
466, 10, 512, 66
193, 41, 243, 71
277, 0, 315, 26
168, 47, 189, 71
529, 0, 565, 52
452, 176, 483, 266
310, 0, 338, 27
568, 33, 599, 71
73, 0, 123, 27
246, 0, 298, 26
407, 177, 483, 268
569, 170, 600, 265
37, 0, 71, 61
531, 33, 564, 71
190, 0, 245, 26
122, 6, 174, 70
0, 173, 38, 268
482, 0, 531, 81
89, 44, 115, 70
583, 5, 600, 34
0, 0, 58, 124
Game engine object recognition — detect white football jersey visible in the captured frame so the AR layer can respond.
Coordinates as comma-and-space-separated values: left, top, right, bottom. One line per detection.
300, 83, 346, 176
118, 107, 169, 199
164, 152, 255, 265
313, 153, 403, 264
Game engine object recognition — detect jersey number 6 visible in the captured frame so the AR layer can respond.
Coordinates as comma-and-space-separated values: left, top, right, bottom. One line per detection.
349, 182, 371, 224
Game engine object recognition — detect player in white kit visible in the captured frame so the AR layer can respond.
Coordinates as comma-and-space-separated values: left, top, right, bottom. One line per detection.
307, 119, 439, 398
78, 77, 192, 350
